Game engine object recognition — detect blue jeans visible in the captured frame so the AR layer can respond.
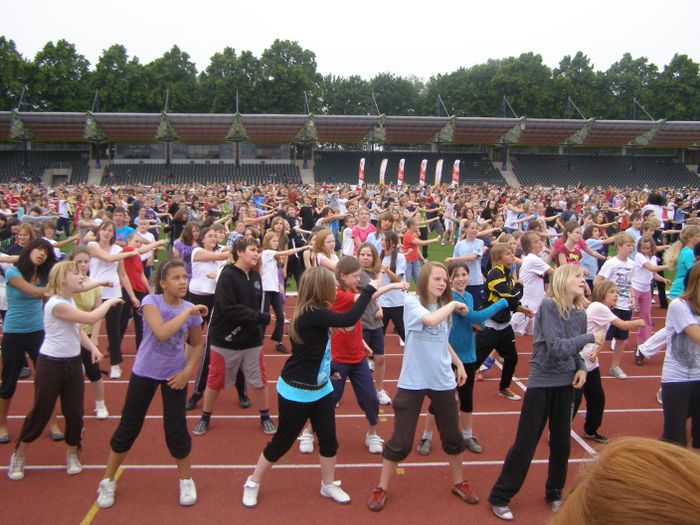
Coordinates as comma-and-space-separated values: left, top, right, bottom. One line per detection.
405, 260, 421, 284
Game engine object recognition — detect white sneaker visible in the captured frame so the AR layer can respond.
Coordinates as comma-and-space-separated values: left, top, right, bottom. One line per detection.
320, 480, 351, 504
399, 337, 405, 347
242, 475, 260, 508
8, 453, 25, 480
179, 478, 197, 506
284, 317, 290, 324
365, 433, 384, 454
110, 365, 122, 379
609, 366, 628, 380
66, 453, 83, 475
368, 359, 375, 372
97, 478, 116, 508
95, 404, 109, 420
376, 389, 392, 406
656, 388, 663, 405
298, 431, 314, 454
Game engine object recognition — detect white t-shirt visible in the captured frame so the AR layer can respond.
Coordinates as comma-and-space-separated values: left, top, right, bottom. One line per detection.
137, 231, 156, 262
378, 253, 406, 308
632, 252, 655, 292
88, 242, 122, 299
398, 295, 455, 390
40, 296, 81, 359
189, 247, 219, 295
261, 249, 280, 292
663, 298, 700, 383
341, 227, 355, 256
504, 208, 519, 229
581, 302, 618, 372
519, 253, 550, 310
598, 256, 635, 310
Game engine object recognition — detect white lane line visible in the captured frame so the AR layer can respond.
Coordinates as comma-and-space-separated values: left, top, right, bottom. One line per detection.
0, 457, 594, 472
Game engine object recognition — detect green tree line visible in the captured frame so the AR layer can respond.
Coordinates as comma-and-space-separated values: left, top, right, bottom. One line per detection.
2, 36, 700, 120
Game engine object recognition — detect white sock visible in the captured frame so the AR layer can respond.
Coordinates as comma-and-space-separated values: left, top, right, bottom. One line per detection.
422, 431, 432, 440
462, 429, 472, 439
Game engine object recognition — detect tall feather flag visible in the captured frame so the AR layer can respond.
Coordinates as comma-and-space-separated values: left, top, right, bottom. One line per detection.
435, 159, 444, 186
451, 160, 461, 186
397, 158, 405, 186
379, 158, 388, 185
419, 159, 427, 186
358, 158, 365, 187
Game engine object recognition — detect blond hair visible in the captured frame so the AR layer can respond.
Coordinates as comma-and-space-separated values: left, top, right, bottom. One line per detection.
680, 263, 700, 316
490, 242, 514, 265
614, 231, 635, 248
289, 267, 336, 344
551, 437, 700, 525
546, 264, 588, 319
664, 225, 700, 270
45, 261, 78, 297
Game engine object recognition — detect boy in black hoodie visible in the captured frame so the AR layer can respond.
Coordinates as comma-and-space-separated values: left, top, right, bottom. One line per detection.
192, 237, 277, 436
476, 242, 533, 401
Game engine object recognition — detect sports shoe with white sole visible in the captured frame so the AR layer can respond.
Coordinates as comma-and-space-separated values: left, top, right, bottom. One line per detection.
66, 453, 83, 475
320, 480, 351, 504
376, 389, 392, 405
609, 366, 628, 380
242, 476, 260, 508
365, 433, 383, 454
95, 404, 109, 420
417, 437, 432, 455
96, 478, 116, 508
491, 504, 514, 520
8, 453, 25, 480
192, 419, 209, 436
464, 436, 482, 453
298, 431, 314, 454
498, 388, 522, 401
109, 365, 122, 379
179, 478, 197, 506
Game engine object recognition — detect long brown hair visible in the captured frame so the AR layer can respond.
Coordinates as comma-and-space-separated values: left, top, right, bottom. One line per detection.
289, 267, 337, 344
357, 242, 381, 276
334, 255, 361, 291
416, 262, 451, 308
551, 437, 700, 525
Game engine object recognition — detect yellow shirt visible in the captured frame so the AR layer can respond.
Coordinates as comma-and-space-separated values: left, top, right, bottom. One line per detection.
72, 282, 102, 335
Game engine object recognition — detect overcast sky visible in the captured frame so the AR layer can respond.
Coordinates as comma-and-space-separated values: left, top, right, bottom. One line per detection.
3, 0, 699, 80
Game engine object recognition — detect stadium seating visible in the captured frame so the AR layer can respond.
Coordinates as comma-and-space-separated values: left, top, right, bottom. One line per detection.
0, 149, 90, 184
512, 153, 699, 188
102, 162, 301, 186
313, 151, 506, 186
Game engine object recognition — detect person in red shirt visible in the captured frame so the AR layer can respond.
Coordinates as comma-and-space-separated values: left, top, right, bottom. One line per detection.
297, 256, 408, 456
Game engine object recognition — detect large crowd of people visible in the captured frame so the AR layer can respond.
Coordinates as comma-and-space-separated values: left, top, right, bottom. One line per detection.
0, 177, 699, 521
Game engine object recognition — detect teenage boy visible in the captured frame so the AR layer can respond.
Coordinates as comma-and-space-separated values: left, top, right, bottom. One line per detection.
112, 207, 135, 247
192, 237, 277, 436
476, 243, 533, 400
594, 232, 636, 380
510, 232, 553, 336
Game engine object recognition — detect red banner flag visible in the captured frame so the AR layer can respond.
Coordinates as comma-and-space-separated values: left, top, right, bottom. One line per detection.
419, 159, 427, 186
358, 158, 365, 187
397, 158, 405, 186
451, 159, 461, 186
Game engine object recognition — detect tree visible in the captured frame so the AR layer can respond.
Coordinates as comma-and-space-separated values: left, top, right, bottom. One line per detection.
370, 73, 423, 115
199, 47, 262, 113
0, 37, 29, 111
30, 39, 91, 111
258, 39, 322, 114
551, 52, 598, 118
144, 45, 200, 112
603, 53, 658, 119
319, 74, 371, 114
489, 52, 554, 118
650, 54, 700, 120
91, 44, 148, 112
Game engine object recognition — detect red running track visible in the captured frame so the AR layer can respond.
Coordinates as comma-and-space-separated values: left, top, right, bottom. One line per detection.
0, 300, 668, 525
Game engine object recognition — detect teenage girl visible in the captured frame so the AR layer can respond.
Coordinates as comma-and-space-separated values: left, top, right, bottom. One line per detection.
297, 256, 408, 455
95, 259, 206, 508
70, 248, 113, 419
242, 267, 378, 508
260, 231, 309, 354
8, 261, 120, 480
88, 220, 154, 379
487, 264, 600, 521
378, 231, 407, 343
368, 262, 476, 512
310, 229, 339, 270
416, 261, 510, 456
357, 243, 391, 405
575, 281, 645, 444
0, 239, 58, 443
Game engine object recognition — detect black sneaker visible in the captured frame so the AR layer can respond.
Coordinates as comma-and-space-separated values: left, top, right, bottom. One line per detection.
634, 348, 644, 366
192, 419, 209, 436
582, 431, 609, 444
19, 367, 31, 379
239, 393, 251, 409
275, 343, 290, 354
185, 392, 202, 411
261, 418, 277, 435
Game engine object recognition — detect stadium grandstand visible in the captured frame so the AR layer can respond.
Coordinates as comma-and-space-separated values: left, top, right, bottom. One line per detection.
1, 111, 700, 188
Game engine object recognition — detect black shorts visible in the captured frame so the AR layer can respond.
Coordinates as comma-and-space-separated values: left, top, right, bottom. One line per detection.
605, 308, 632, 341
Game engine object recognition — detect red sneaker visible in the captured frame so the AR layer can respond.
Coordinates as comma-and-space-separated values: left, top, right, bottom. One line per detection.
452, 481, 479, 504
368, 487, 388, 512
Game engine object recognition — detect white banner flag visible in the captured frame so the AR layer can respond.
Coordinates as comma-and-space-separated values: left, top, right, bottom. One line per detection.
451, 159, 461, 186
435, 159, 444, 186
419, 159, 427, 186
358, 158, 365, 187
397, 158, 405, 186
379, 158, 388, 185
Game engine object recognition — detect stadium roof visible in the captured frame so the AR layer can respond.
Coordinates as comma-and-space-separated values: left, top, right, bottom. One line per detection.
3, 111, 700, 148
